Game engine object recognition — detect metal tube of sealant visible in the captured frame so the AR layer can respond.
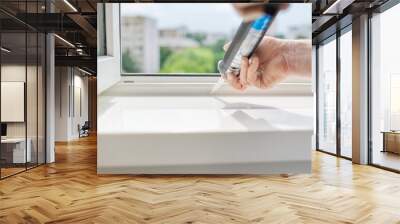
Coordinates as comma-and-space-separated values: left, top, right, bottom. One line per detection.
211, 7, 278, 94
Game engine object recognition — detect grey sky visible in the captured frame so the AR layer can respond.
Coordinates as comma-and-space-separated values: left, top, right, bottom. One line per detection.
121, 3, 311, 35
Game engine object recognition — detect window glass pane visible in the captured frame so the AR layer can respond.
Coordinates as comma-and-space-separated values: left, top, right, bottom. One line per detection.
318, 38, 337, 154
0, 0, 46, 179
120, 3, 240, 74
27, 31, 38, 169
97, 3, 106, 56
340, 30, 352, 158
26, 0, 39, 168
1, 31, 27, 177
371, 4, 400, 171
120, 3, 311, 75
38, 33, 45, 165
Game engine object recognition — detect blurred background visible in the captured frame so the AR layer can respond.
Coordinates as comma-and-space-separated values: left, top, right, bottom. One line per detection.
120, 3, 311, 74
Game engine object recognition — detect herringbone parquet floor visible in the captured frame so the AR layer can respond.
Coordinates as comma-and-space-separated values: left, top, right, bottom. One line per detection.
1, 135, 400, 224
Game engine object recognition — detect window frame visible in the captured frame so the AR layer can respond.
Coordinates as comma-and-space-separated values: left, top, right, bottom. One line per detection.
338, 25, 353, 159
97, 3, 107, 56
0, 1, 47, 180
368, 1, 400, 173
315, 23, 353, 161
111, 3, 313, 104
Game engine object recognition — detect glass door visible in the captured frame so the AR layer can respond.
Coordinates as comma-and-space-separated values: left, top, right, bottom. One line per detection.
339, 28, 352, 158
370, 4, 400, 171
27, 30, 38, 169
317, 36, 337, 154
0, 1, 47, 179
1, 31, 28, 178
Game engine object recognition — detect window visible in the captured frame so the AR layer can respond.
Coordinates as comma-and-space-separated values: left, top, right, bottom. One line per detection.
0, 2, 46, 179
120, 3, 311, 75
371, 3, 400, 171
316, 27, 352, 159
317, 37, 337, 154
390, 74, 400, 130
97, 3, 107, 56
339, 29, 352, 158
120, 3, 241, 75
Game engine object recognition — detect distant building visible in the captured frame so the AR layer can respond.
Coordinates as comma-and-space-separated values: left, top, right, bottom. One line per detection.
121, 16, 159, 73
159, 27, 199, 51
286, 25, 312, 39
203, 32, 228, 45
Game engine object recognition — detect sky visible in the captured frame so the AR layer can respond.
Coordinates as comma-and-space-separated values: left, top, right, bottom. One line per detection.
121, 3, 311, 36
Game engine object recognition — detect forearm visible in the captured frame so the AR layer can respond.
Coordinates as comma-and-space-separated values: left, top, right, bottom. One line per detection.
283, 39, 312, 77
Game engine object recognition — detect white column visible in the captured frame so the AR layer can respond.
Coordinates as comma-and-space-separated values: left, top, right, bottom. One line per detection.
352, 14, 369, 164
312, 45, 317, 150
55, 67, 74, 141
46, 33, 55, 163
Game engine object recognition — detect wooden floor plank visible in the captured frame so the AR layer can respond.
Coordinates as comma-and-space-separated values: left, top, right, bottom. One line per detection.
1, 135, 400, 223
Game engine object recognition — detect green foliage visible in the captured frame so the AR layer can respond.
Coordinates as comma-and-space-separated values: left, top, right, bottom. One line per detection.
160, 47, 173, 68
210, 38, 227, 53
160, 47, 215, 73
209, 38, 227, 72
122, 50, 140, 73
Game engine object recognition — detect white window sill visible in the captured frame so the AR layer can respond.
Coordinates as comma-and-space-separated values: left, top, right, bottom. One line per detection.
99, 74, 312, 96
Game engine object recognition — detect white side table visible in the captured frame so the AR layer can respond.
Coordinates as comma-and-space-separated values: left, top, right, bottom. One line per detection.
1, 138, 31, 163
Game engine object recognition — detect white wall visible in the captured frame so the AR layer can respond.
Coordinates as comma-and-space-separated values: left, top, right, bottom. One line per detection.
1, 65, 38, 138
1, 82, 25, 122
71, 74, 89, 138
1, 63, 46, 164
55, 67, 69, 141
55, 67, 89, 141
1, 65, 26, 128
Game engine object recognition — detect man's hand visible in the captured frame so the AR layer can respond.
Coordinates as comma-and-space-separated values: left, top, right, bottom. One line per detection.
225, 37, 311, 91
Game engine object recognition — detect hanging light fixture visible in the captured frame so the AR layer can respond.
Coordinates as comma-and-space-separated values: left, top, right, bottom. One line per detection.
63, 0, 78, 12
54, 34, 75, 48
78, 67, 93, 76
1, 47, 11, 53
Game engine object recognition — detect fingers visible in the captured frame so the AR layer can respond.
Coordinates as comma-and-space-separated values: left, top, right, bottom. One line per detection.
246, 56, 260, 86
239, 57, 249, 86
227, 72, 246, 91
227, 56, 261, 90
